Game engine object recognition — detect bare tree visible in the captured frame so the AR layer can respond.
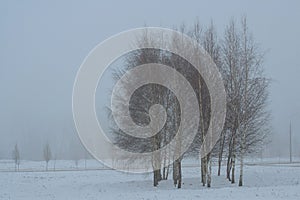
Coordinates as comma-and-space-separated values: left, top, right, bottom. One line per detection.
84, 150, 88, 170
74, 159, 79, 169
53, 154, 57, 171
43, 143, 52, 171
187, 19, 222, 188
110, 33, 165, 186
12, 143, 20, 171
222, 19, 242, 184
221, 17, 270, 185
201, 20, 222, 187
237, 17, 270, 186
110, 27, 200, 188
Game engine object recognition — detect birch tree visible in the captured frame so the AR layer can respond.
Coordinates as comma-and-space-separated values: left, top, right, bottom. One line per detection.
201, 20, 222, 187
237, 17, 269, 186
12, 143, 20, 171
111, 27, 202, 188
43, 143, 52, 171
222, 17, 269, 185
222, 19, 241, 184
110, 33, 166, 186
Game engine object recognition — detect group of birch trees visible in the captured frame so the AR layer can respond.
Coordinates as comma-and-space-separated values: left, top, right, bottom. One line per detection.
110, 16, 270, 188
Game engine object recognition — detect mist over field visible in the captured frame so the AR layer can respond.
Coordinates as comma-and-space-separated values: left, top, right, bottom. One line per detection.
1, 0, 299, 161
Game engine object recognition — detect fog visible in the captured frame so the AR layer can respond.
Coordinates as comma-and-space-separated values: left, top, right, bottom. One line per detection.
0, 0, 299, 160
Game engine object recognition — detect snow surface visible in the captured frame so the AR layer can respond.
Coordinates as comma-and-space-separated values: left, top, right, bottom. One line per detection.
0, 159, 299, 200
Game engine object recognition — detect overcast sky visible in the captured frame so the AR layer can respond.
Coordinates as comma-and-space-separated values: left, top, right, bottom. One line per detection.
0, 0, 299, 160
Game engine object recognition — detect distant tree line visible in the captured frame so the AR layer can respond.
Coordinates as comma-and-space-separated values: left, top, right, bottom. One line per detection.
10, 142, 90, 171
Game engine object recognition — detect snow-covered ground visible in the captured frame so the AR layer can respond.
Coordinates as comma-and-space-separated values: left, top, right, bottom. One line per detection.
0, 159, 299, 200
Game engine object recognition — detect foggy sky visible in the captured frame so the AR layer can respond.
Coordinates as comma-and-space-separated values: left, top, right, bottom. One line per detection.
0, 0, 299, 160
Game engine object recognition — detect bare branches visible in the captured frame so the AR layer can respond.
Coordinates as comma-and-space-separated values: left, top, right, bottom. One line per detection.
108, 17, 270, 188
221, 17, 270, 186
